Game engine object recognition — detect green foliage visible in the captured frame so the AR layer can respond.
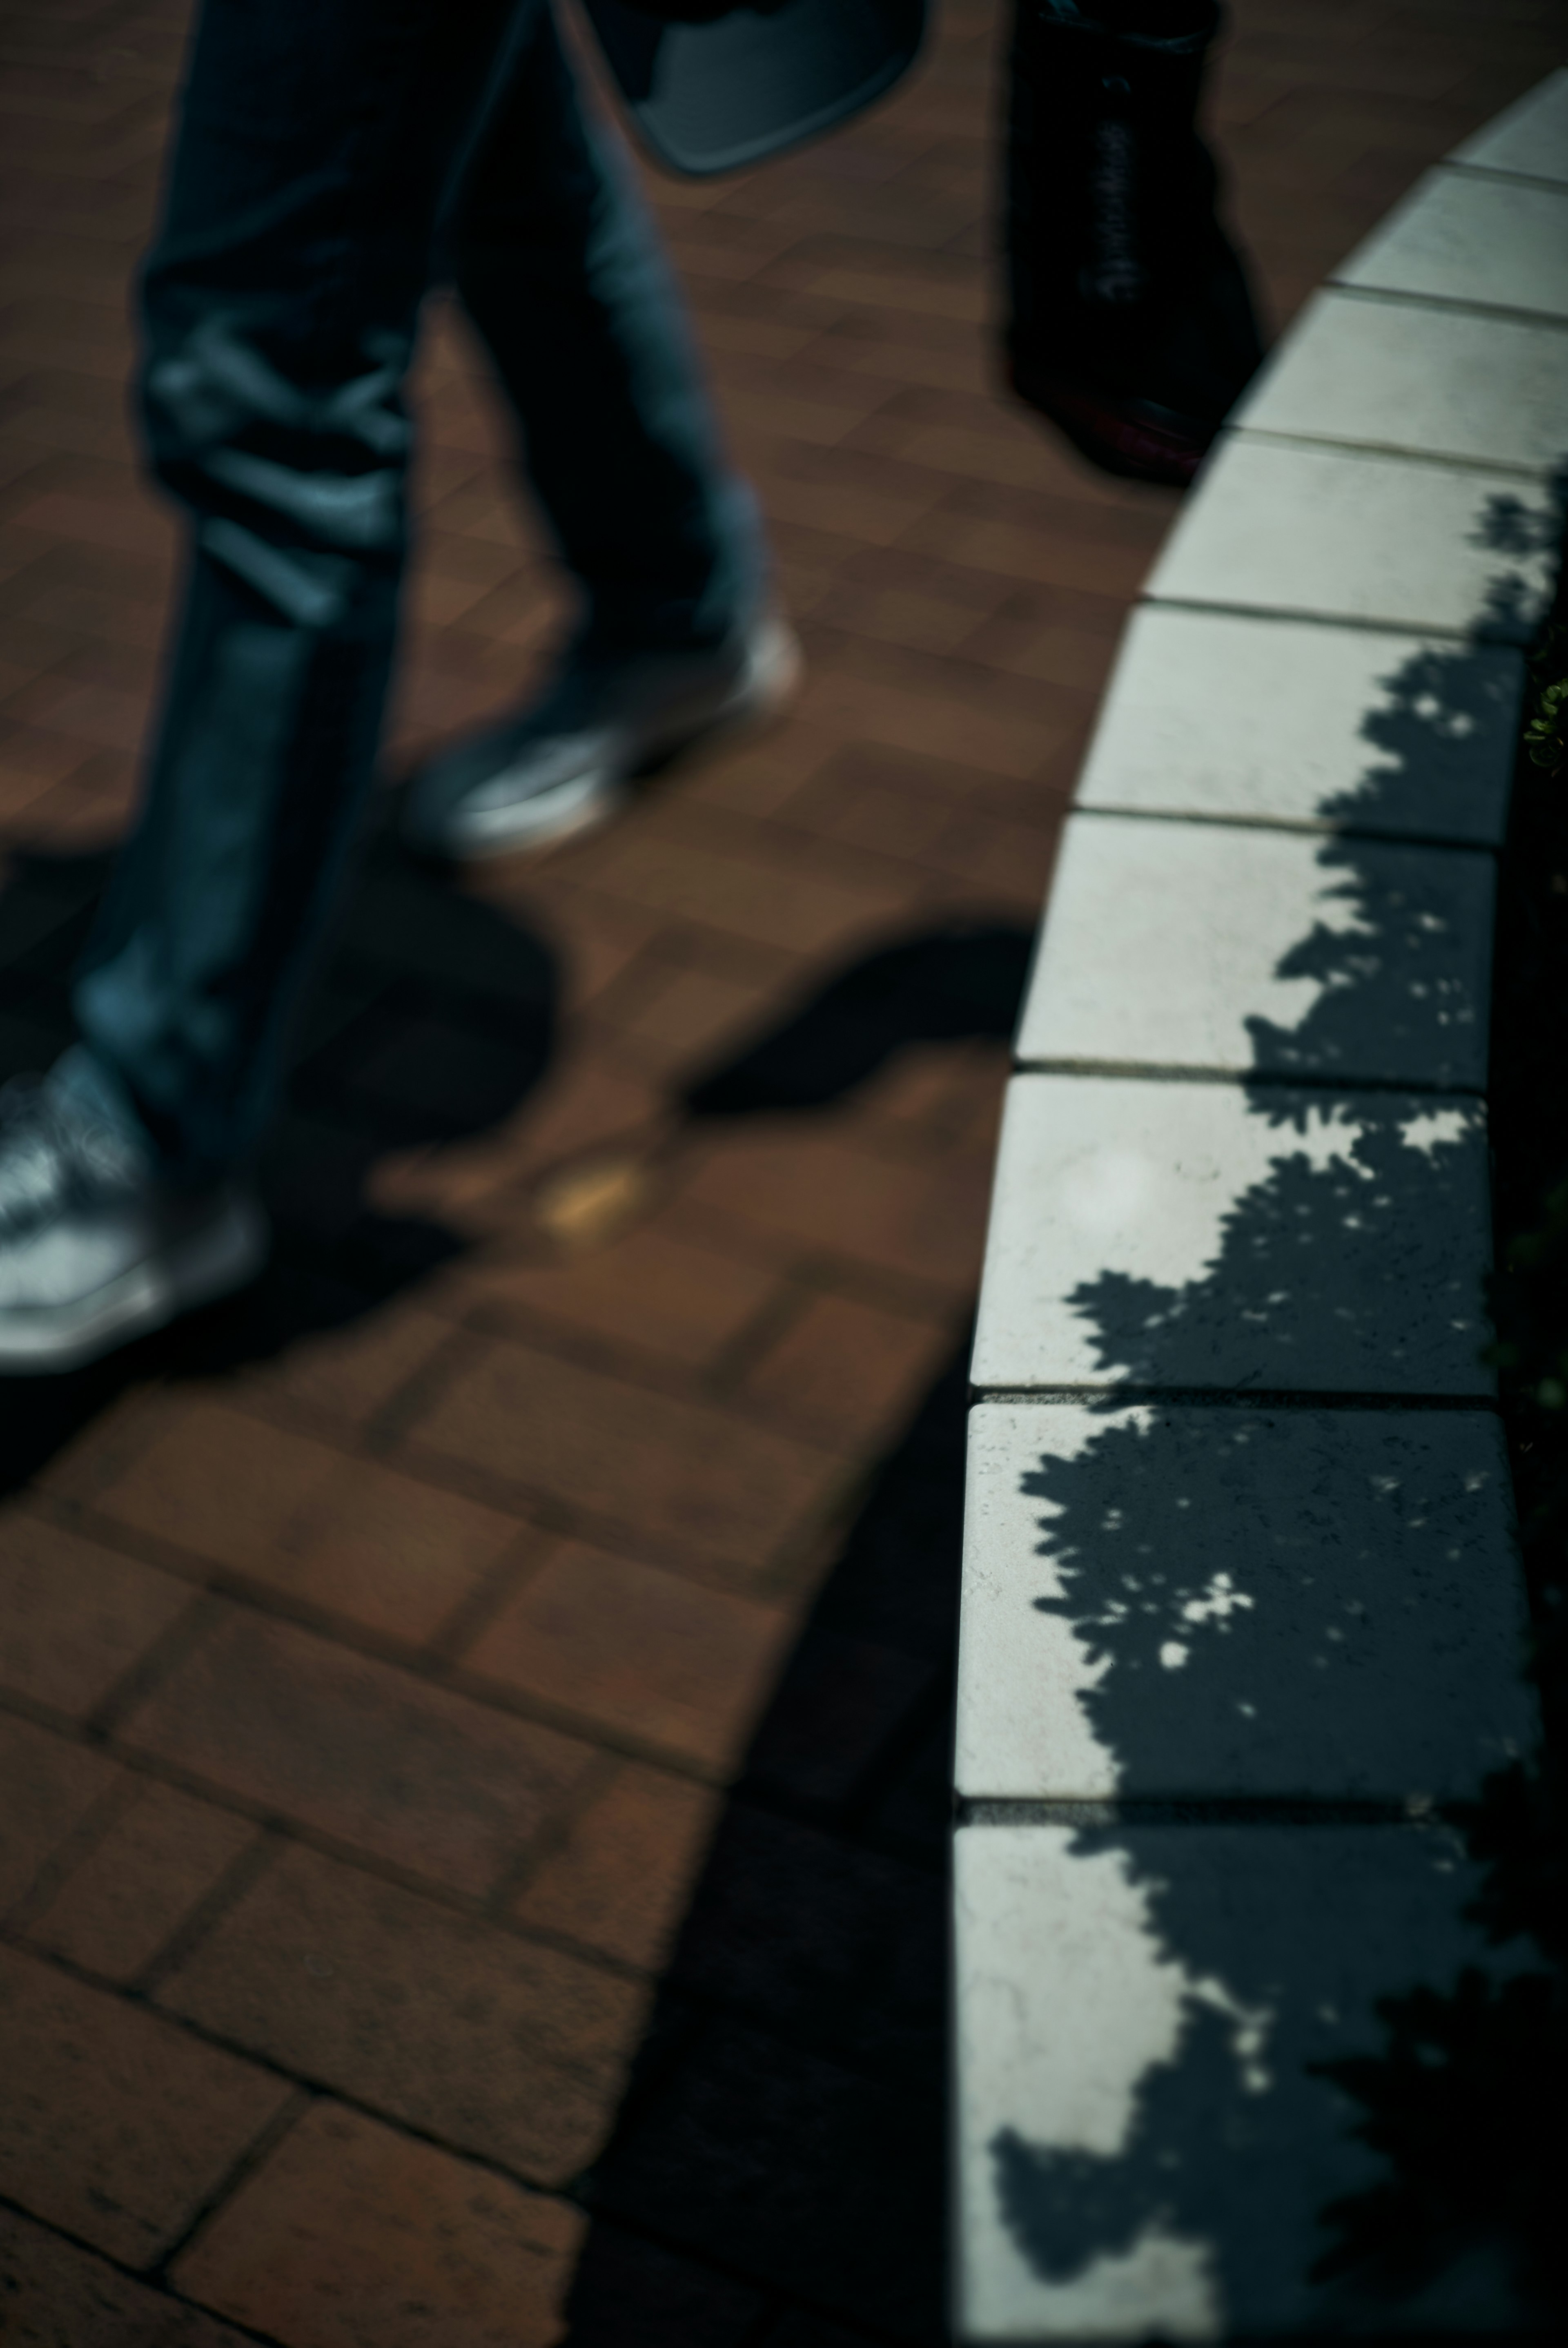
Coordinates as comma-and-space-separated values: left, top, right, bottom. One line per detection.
1525, 622, 1568, 773
1492, 1174, 1568, 1410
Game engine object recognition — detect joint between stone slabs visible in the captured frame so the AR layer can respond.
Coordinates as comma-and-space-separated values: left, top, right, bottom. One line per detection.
1139, 592, 1478, 644
964, 1385, 1502, 1412
1323, 276, 1568, 334
1441, 156, 1568, 198
1007, 1058, 1487, 1099
1061, 802, 1507, 852
1233, 424, 1559, 486
1224, 427, 1553, 486
956, 1796, 1446, 1829
1323, 280, 1568, 334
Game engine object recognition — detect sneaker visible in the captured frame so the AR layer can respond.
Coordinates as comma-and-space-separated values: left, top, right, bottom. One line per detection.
402, 609, 801, 862
0, 1074, 268, 1375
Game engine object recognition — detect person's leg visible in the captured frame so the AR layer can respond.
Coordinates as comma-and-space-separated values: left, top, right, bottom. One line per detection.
450, 0, 760, 653
401, 1, 795, 861
0, 0, 542, 1373
1004, 0, 1264, 486
69, 0, 527, 1179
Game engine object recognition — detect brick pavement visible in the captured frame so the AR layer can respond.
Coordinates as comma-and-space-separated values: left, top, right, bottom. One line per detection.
2, 1, 1566, 2341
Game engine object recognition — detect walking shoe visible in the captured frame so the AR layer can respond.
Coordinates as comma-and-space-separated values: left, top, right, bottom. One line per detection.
0, 1073, 267, 1375
402, 609, 801, 862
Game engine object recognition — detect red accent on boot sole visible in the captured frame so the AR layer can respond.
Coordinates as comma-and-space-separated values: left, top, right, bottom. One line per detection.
1011, 369, 1212, 488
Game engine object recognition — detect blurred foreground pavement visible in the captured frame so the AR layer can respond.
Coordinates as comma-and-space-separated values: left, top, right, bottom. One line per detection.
2, 3, 1566, 2342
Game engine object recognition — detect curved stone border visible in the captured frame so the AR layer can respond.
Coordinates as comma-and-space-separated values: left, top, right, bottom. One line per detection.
953, 71, 1568, 2345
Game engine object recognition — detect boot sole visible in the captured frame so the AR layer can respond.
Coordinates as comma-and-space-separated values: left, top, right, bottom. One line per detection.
1010, 364, 1214, 488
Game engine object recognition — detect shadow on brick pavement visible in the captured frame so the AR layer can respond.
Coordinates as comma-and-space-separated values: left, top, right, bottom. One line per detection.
561, 940, 1031, 2344
564, 1339, 973, 2348
0, 825, 1032, 2343
0, 810, 559, 1496
0, 628, 1029, 2335
0, 823, 1027, 1506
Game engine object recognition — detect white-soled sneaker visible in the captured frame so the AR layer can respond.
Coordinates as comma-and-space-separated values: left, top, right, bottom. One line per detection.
0, 1075, 267, 1375
402, 609, 801, 862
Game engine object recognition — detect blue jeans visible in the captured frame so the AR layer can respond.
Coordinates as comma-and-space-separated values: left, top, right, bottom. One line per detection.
69, 0, 758, 1177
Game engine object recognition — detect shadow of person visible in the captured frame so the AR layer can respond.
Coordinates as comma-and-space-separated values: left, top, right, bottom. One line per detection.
976, 486, 1568, 2337
563, 1340, 972, 2348
547, 923, 1035, 2343
0, 807, 558, 1498
526, 917, 1035, 1254
0, 849, 1032, 1509
682, 921, 1035, 1121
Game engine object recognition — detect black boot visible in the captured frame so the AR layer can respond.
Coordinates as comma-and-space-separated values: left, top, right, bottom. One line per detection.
1004, 0, 1265, 487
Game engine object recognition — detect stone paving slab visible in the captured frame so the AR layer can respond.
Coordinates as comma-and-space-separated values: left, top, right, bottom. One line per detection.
1334, 166, 1568, 320
1236, 289, 1568, 475
1074, 607, 1523, 844
953, 1821, 1535, 2344
955, 1402, 1533, 1803
951, 54, 1565, 2348
1146, 436, 1562, 642
1016, 813, 1495, 1088
1450, 64, 1568, 186
970, 1074, 1494, 1398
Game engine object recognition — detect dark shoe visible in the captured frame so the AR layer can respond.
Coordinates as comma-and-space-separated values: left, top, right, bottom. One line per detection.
0, 1072, 267, 1374
402, 610, 801, 861
1004, 0, 1265, 486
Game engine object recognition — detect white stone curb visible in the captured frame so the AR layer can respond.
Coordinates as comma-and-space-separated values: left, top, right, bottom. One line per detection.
953, 71, 1568, 2346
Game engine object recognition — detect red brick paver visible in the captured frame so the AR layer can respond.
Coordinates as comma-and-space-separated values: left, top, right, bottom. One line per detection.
3, 1, 1566, 2341
172, 2102, 586, 2348
118, 1607, 599, 1896
26, 1776, 258, 1983
461, 1539, 793, 1768
0, 1941, 292, 2268
157, 1842, 649, 2187
0, 1507, 191, 1715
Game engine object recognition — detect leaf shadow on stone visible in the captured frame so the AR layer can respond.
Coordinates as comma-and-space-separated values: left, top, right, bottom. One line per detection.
986, 522, 1568, 2335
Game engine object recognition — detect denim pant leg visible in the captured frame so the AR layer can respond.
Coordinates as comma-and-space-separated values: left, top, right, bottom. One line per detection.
449, 4, 763, 653
70, 0, 528, 1178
